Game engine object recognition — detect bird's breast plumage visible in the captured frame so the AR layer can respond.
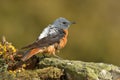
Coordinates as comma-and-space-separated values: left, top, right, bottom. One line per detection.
57, 29, 68, 49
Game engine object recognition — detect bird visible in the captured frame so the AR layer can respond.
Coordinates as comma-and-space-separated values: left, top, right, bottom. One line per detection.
21, 17, 75, 61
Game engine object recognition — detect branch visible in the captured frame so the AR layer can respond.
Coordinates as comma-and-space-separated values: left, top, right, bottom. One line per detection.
38, 58, 120, 80
1, 57, 120, 80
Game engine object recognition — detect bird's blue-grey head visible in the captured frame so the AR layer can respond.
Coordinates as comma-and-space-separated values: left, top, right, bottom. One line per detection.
52, 17, 74, 29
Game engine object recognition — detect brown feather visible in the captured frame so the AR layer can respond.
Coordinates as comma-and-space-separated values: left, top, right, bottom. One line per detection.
21, 48, 43, 61
21, 29, 65, 49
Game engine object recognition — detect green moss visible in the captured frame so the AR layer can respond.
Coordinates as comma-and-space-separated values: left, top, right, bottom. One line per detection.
39, 58, 120, 80
0, 67, 63, 80
0, 58, 8, 72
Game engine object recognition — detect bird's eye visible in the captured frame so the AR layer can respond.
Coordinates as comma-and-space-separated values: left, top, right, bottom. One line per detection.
62, 22, 67, 24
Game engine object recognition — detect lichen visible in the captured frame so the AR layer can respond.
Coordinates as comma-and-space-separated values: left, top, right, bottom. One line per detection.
38, 58, 120, 80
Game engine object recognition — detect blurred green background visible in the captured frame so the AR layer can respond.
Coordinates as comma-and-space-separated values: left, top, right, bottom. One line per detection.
0, 0, 120, 66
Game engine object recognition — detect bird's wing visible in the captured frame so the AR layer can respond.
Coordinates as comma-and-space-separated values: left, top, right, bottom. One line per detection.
38, 25, 57, 40
21, 29, 65, 49
38, 25, 51, 40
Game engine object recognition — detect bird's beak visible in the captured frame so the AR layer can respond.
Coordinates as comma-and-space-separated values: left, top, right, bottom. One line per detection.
70, 21, 76, 24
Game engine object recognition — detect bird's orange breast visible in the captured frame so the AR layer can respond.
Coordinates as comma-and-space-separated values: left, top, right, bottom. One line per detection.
59, 29, 68, 49
44, 29, 68, 54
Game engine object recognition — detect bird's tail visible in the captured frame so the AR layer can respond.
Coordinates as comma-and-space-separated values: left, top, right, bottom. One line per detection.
21, 48, 42, 61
